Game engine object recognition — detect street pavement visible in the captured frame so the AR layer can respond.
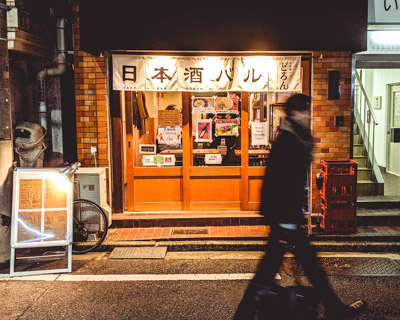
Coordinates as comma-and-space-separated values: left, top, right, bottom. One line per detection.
1, 251, 400, 320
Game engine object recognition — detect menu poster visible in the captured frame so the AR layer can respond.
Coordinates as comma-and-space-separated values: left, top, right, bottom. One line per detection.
17, 211, 42, 243
44, 179, 67, 208
158, 109, 181, 127
195, 119, 213, 142
251, 122, 268, 146
215, 119, 240, 136
157, 127, 182, 148
45, 210, 67, 241
215, 97, 239, 114
192, 97, 216, 114
19, 179, 42, 210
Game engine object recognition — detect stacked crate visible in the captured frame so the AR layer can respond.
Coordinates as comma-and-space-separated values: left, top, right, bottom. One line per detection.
320, 159, 358, 232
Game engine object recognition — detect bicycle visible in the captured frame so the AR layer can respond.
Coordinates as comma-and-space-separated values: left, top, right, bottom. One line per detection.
64, 162, 109, 254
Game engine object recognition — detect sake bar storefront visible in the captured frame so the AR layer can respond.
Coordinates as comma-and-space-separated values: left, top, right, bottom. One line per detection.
77, 0, 368, 214
112, 54, 310, 212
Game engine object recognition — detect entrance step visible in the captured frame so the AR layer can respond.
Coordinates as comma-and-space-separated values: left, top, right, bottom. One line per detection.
353, 155, 368, 168
111, 211, 266, 228
353, 144, 364, 156
358, 167, 372, 180
358, 180, 383, 196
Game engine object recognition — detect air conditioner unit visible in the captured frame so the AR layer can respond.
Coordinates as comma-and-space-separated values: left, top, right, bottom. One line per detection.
75, 167, 112, 226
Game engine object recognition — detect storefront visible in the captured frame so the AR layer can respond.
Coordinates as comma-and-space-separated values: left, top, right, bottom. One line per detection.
111, 54, 310, 212
73, 0, 368, 215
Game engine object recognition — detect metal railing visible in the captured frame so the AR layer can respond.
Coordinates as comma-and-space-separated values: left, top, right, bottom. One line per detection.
354, 71, 383, 184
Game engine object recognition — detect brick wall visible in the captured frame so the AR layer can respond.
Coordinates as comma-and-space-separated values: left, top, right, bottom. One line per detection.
72, 1, 109, 168
311, 51, 353, 212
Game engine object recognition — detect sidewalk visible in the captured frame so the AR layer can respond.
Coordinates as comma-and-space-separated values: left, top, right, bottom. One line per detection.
106, 225, 400, 242
86, 207, 400, 253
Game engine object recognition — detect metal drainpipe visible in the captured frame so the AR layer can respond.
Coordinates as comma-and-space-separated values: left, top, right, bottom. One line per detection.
37, 18, 67, 131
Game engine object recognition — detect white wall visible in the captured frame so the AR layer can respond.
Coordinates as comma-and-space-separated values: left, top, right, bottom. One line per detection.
361, 69, 400, 167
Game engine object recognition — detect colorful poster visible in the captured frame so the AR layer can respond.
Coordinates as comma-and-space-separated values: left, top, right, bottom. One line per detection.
215, 97, 239, 114
157, 127, 182, 149
192, 97, 216, 114
195, 119, 213, 142
215, 119, 240, 136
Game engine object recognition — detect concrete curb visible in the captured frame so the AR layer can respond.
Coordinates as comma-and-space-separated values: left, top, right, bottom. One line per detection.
76, 239, 400, 253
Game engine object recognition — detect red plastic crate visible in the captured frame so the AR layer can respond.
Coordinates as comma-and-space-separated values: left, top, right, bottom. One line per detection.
321, 215, 357, 233
321, 173, 357, 200
321, 159, 357, 175
321, 200, 356, 232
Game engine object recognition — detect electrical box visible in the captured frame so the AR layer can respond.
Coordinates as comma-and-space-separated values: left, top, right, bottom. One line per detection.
75, 167, 112, 226
373, 96, 382, 110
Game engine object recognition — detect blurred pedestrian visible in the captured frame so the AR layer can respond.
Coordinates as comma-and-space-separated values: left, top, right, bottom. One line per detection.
233, 94, 364, 320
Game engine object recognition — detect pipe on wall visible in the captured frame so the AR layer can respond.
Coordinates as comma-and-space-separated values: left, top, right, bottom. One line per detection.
37, 18, 67, 131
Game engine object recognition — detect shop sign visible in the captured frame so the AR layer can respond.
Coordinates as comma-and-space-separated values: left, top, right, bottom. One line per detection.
370, 0, 400, 24
215, 119, 240, 137
142, 155, 176, 166
158, 109, 181, 127
251, 122, 269, 146
139, 144, 156, 154
205, 154, 222, 165
113, 55, 301, 92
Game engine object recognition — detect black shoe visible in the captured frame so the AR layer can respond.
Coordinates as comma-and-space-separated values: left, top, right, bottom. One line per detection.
326, 300, 366, 319
345, 300, 366, 316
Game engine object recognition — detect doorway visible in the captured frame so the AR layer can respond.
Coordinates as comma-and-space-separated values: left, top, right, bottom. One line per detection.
387, 84, 400, 177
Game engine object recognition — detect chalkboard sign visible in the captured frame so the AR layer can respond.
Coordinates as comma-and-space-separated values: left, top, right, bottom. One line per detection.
10, 168, 73, 277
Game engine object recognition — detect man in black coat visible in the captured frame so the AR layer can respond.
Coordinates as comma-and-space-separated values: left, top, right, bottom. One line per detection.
233, 94, 364, 320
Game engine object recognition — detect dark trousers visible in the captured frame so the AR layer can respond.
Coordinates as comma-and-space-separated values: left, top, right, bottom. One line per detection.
234, 227, 343, 320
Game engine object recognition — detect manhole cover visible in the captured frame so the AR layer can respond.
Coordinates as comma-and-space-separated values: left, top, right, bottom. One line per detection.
109, 247, 167, 259
171, 228, 209, 235
282, 258, 400, 276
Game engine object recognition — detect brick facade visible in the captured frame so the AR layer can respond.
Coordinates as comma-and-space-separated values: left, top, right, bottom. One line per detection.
311, 51, 353, 212
72, 1, 109, 168
72, 1, 353, 214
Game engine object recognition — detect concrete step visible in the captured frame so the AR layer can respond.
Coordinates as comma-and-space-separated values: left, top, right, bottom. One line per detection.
353, 134, 360, 144
358, 180, 379, 196
353, 156, 368, 167
353, 144, 364, 156
111, 211, 265, 228
111, 209, 399, 229
357, 167, 372, 180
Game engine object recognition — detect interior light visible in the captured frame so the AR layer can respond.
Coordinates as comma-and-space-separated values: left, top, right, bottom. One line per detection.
371, 31, 400, 45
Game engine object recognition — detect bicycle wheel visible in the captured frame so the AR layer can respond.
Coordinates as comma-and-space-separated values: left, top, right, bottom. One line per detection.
72, 199, 108, 254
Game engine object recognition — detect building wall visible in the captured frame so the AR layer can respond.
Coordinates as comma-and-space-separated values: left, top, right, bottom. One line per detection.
72, 2, 109, 169
362, 69, 400, 167
72, 1, 353, 214
311, 51, 353, 212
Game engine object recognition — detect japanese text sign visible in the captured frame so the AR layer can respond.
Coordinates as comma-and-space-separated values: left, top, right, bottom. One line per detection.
113, 55, 301, 92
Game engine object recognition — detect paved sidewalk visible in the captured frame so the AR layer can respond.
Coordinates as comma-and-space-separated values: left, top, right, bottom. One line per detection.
106, 225, 400, 242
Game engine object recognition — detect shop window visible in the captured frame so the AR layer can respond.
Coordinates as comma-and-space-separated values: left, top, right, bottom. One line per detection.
133, 92, 183, 167
248, 92, 292, 166
248, 93, 269, 167
191, 92, 241, 167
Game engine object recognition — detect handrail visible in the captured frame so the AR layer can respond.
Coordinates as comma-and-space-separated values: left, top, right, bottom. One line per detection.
353, 71, 384, 192
355, 72, 378, 125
